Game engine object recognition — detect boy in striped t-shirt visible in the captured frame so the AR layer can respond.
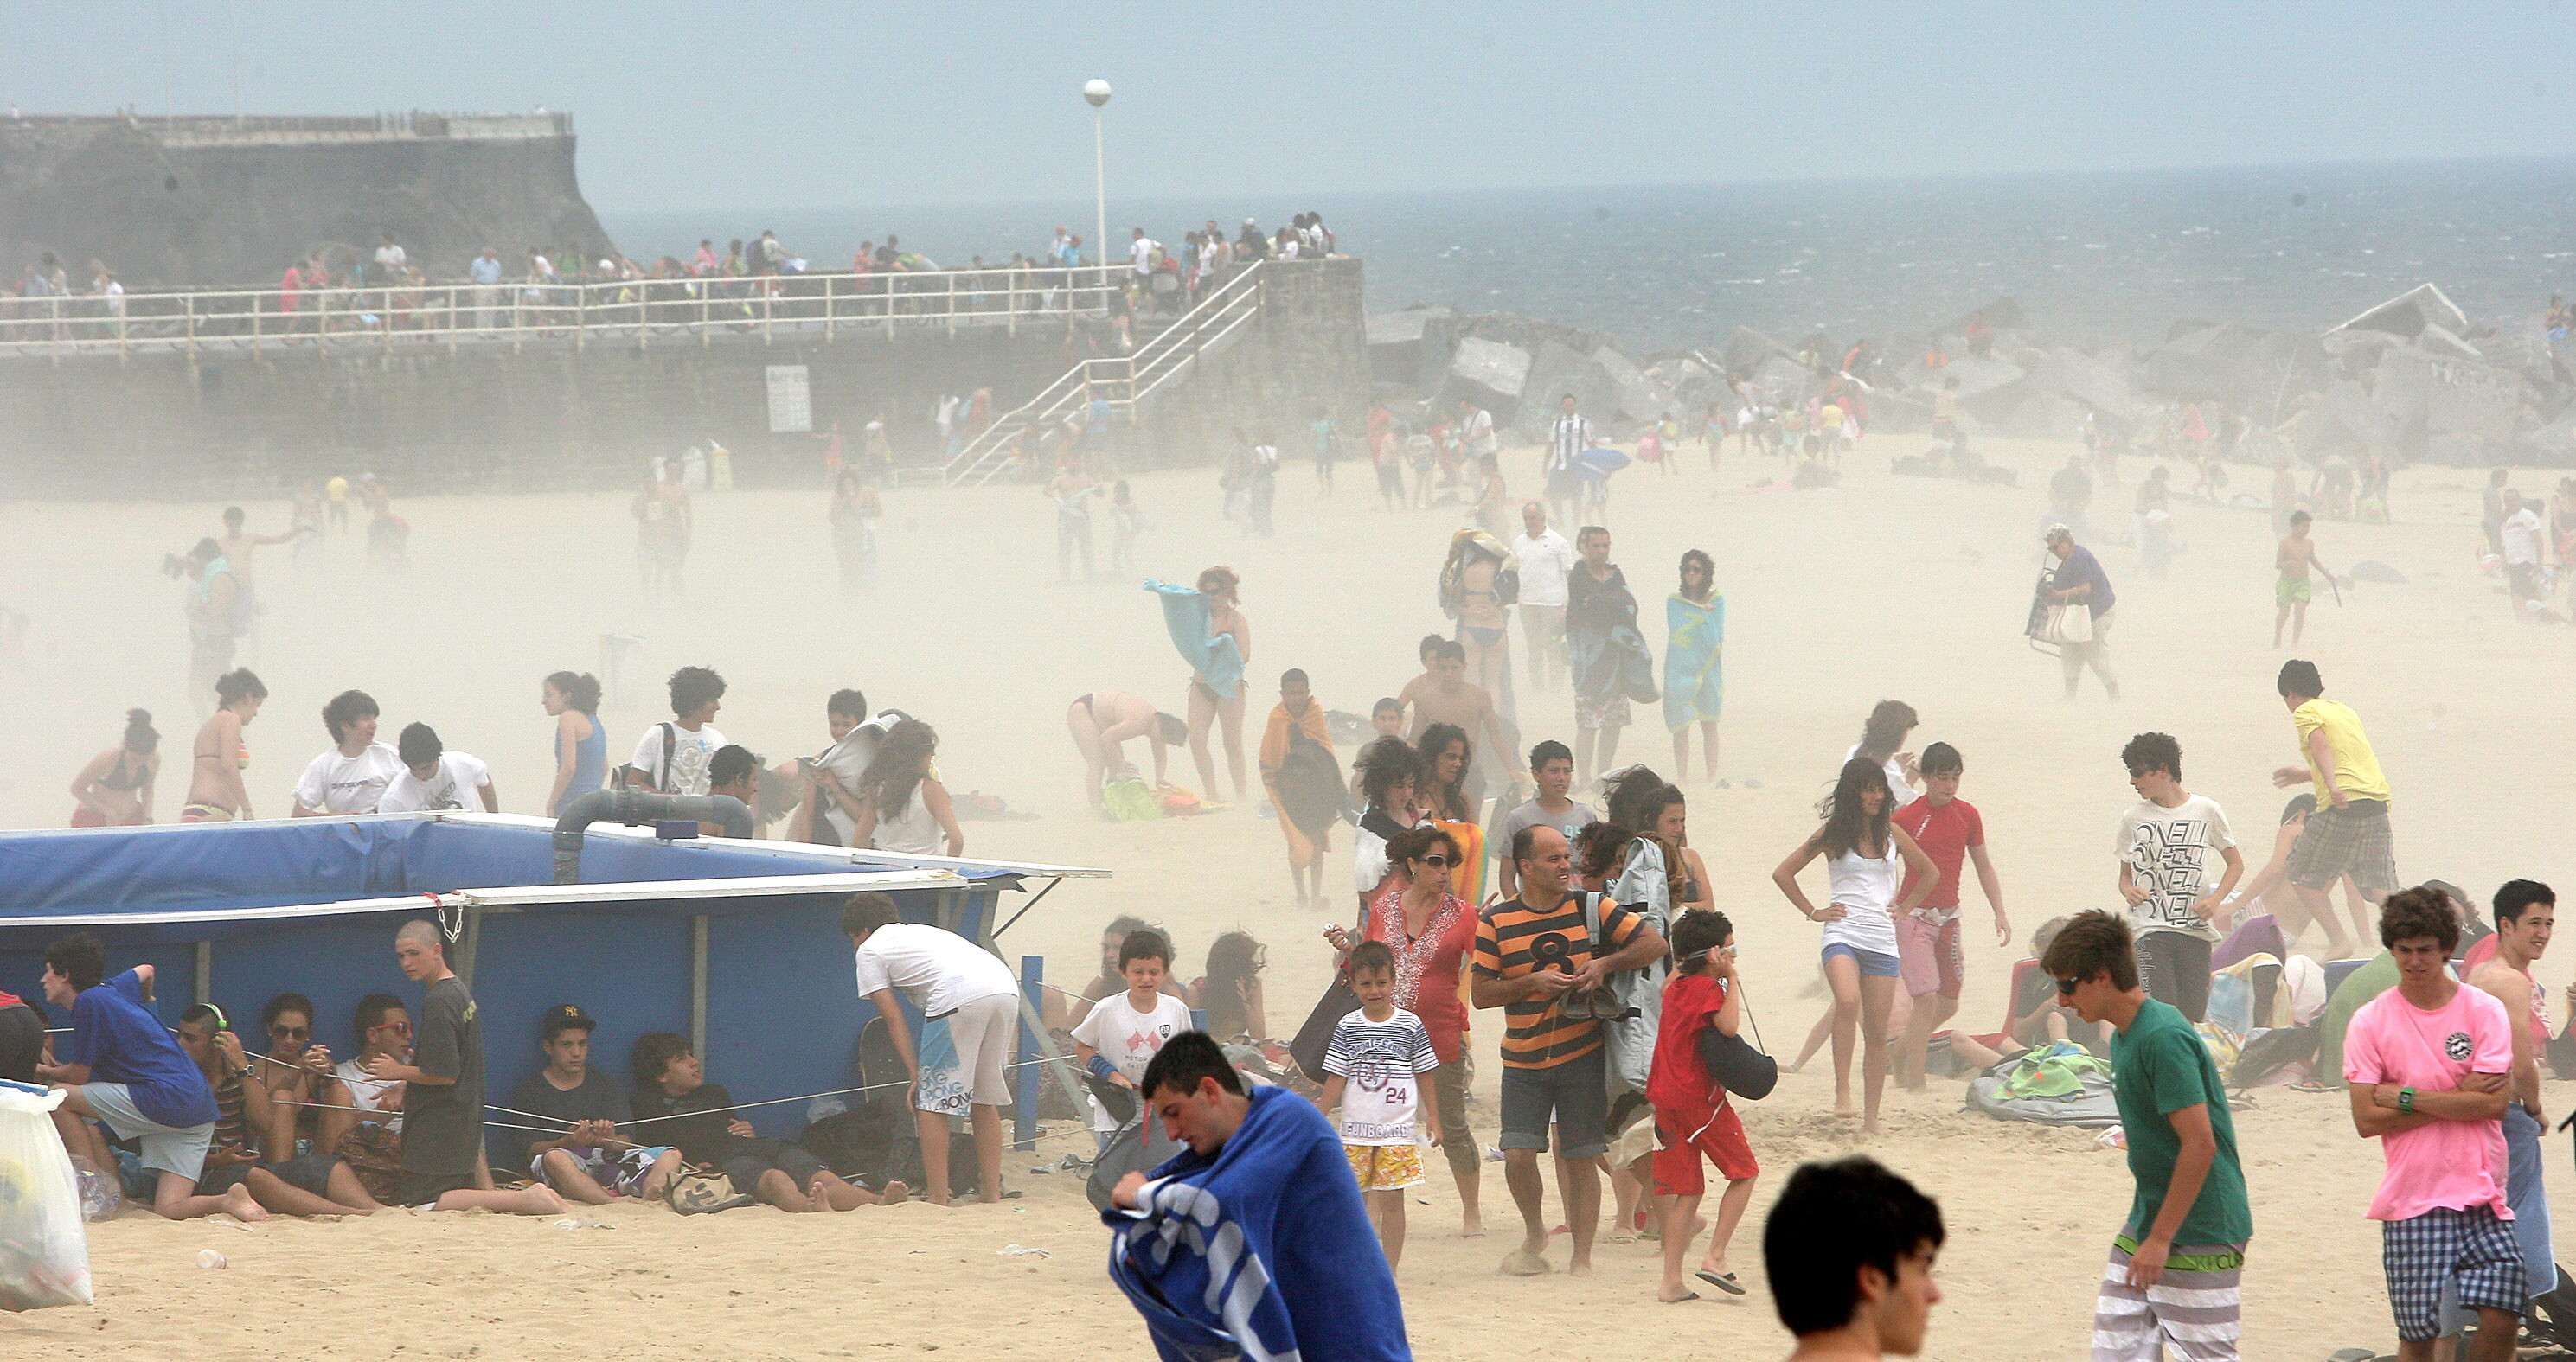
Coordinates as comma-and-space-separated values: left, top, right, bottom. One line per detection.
1320, 941, 1440, 1272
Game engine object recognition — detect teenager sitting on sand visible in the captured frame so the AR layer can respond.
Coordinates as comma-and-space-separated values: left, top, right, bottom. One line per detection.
35, 934, 260, 1222
630, 1031, 905, 1213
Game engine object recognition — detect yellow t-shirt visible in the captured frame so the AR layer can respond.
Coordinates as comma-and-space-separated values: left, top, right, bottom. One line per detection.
2293, 699, 2390, 804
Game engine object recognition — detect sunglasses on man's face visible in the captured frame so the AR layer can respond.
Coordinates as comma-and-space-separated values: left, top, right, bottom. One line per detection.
2054, 976, 2083, 997
369, 1020, 413, 1037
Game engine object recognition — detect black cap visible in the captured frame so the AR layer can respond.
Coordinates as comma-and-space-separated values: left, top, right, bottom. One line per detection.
541, 1003, 598, 1041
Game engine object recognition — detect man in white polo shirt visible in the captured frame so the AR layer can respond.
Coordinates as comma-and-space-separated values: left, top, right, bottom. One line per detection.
844, 892, 1018, 1205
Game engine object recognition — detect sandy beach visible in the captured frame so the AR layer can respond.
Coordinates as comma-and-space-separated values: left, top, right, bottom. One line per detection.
2, 430, 2570, 1359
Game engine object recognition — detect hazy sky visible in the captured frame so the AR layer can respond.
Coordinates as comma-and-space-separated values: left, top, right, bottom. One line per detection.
11, 2, 2576, 211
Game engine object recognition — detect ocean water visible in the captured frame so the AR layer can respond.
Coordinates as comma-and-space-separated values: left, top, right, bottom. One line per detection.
607, 157, 2576, 355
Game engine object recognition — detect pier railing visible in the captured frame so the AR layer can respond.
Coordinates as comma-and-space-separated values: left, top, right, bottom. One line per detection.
939, 262, 1270, 486
0, 264, 1146, 358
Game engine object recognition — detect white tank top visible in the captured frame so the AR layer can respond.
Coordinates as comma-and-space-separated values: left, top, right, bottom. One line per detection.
873, 783, 944, 856
1822, 838, 1901, 957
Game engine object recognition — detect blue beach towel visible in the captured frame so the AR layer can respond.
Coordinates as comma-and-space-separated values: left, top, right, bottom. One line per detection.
1663, 592, 1723, 731
1144, 579, 1245, 700
1102, 1085, 1409, 1362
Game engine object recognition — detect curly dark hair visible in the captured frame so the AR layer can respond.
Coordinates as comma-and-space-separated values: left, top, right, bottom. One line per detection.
2378, 885, 2459, 954
1354, 736, 1419, 812
2037, 909, 2139, 991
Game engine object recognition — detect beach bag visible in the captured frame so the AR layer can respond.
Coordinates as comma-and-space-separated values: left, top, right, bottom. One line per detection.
1287, 969, 1362, 1084
2038, 603, 2093, 646
667, 1169, 752, 1215
1695, 1022, 1779, 1101
0, 1082, 91, 1310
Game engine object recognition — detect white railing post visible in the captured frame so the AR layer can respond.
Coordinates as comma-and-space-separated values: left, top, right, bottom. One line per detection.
824, 273, 836, 343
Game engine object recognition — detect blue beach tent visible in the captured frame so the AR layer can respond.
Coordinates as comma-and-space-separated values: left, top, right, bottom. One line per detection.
0, 814, 1102, 1147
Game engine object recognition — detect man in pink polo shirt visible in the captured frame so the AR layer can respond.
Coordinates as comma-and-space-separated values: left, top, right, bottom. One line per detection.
2344, 885, 2524, 1361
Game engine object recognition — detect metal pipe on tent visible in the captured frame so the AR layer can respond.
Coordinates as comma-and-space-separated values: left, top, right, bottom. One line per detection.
550, 788, 753, 883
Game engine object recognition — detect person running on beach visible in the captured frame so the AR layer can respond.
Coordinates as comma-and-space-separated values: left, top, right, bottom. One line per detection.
1889, 744, 2009, 1090
1772, 758, 1936, 1135
70, 708, 158, 827
2345, 887, 2525, 1362
2045, 910, 2253, 1362
2117, 732, 2242, 1023
2274, 510, 2342, 648
2269, 660, 2396, 957
2460, 879, 2557, 1335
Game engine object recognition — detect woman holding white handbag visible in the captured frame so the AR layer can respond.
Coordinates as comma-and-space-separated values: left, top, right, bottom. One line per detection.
2042, 524, 2119, 700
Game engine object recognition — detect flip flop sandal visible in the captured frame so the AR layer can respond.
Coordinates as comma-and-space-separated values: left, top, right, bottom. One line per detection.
1661, 1291, 1701, 1304
1696, 1270, 1747, 1295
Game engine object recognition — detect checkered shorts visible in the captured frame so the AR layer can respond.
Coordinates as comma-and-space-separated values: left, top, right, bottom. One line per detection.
2286, 800, 2397, 895
2382, 1205, 2525, 1342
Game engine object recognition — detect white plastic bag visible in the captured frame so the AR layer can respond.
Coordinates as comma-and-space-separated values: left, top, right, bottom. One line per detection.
0, 1081, 93, 1311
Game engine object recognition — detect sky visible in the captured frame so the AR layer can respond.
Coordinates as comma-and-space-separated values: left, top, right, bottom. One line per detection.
10, 1, 2576, 212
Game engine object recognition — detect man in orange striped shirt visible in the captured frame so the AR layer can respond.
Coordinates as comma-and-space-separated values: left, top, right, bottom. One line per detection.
1473, 824, 1665, 1277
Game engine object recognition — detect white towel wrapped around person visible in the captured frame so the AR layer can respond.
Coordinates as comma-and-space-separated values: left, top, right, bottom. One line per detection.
0, 1081, 93, 1311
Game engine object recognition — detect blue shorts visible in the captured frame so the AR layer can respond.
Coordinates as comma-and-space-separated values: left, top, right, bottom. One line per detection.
1821, 942, 1901, 979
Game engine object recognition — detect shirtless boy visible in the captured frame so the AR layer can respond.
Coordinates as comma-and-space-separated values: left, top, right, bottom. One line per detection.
1400, 641, 1511, 809
2273, 510, 2342, 649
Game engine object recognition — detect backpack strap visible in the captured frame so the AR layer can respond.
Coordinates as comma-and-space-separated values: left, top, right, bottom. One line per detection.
657, 721, 677, 791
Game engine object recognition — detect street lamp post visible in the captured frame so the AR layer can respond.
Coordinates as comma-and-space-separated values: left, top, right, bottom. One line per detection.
1084, 79, 1112, 272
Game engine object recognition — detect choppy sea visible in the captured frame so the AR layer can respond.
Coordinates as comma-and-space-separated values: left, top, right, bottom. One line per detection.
610, 157, 2576, 355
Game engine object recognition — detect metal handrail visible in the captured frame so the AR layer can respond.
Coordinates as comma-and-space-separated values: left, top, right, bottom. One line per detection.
940, 262, 1269, 486
0, 264, 1134, 357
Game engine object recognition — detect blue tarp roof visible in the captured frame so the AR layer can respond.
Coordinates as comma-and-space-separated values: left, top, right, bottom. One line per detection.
0, 814, 1102, 1142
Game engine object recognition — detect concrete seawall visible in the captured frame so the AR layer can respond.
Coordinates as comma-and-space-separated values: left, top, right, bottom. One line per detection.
1, 259, 1368, 497
1, 114, 615, 288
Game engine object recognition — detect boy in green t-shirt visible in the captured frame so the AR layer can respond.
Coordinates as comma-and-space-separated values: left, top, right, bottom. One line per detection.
2044, 910, 2253, 1362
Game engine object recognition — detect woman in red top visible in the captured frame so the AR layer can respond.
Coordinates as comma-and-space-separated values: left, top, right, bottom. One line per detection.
1326, 824, 1481, 1234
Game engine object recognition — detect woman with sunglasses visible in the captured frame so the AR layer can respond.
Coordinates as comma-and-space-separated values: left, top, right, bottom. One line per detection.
1325, 825, 1483, 1235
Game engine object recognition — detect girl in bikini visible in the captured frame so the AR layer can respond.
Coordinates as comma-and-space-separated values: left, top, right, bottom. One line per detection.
1184, 566, 1252, 802
70, 709, 160, 826
183, 668, 266, 822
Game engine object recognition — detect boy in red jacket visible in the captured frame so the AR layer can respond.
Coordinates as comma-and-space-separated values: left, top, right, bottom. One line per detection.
1648, 909, 1760, 1303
